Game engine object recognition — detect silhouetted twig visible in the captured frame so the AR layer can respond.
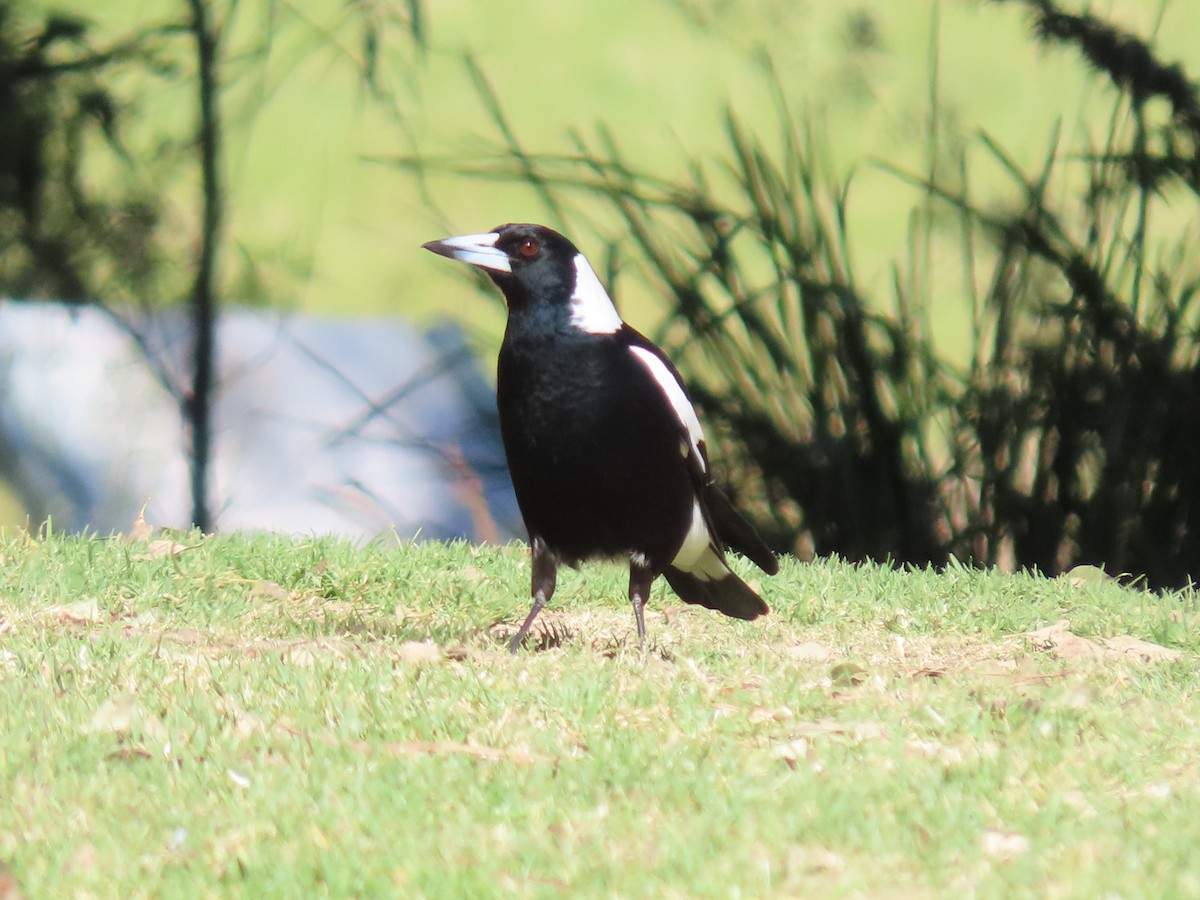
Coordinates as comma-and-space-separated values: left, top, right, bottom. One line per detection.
183, 0, 223, 533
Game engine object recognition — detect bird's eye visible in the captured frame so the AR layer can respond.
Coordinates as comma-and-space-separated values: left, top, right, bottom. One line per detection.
518, 237, 540, 258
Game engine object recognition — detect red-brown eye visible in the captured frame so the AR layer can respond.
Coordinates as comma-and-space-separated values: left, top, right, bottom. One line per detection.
518, 237, 539, 257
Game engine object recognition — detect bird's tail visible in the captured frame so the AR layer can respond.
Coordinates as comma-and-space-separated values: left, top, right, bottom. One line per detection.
663, 548, 769, 621
704, 484, 779, 575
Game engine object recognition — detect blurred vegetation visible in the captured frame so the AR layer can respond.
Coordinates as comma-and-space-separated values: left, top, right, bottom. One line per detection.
394, 0, 1200, 588
0, 0, 427, 308
0, 2, 172, 302
1, 0, 1197, 587
0, 0, 425, 528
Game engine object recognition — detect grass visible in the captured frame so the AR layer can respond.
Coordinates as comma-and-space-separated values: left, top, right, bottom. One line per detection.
2, 530, 1199, 896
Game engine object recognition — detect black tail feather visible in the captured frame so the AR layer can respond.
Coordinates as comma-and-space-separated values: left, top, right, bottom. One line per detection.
704, 484, 779, 575
663, 565, 769, 621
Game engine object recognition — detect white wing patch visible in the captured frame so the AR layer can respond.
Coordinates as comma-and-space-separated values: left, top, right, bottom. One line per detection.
628, 345, 706, 473
569, 254, 623, 334
671, 500, 728, 581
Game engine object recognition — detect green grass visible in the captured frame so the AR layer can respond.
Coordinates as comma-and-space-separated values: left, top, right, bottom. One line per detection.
2, 530, 1199, 896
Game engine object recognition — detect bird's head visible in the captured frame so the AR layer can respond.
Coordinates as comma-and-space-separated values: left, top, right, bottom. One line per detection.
422, 223, 623, 334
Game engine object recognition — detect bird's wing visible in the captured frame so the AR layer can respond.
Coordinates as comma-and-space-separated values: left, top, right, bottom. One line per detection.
621, 327, 710, 487
621, 327, 777, 575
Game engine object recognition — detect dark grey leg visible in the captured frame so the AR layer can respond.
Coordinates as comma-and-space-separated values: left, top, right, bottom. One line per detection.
628, 557, 655, 650
508, 537, 558, 653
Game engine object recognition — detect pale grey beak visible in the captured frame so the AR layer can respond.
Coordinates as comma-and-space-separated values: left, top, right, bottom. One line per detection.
421, 232, 512, 273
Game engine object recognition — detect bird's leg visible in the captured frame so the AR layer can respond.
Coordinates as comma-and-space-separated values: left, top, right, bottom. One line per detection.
508, 537, 557, 653
628, 556, 655, 651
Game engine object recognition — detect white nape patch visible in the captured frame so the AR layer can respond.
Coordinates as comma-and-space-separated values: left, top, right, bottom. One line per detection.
630, 551, 650, 569
569, 254, 623, 334
438, 232, 511, 273
628, 346, 706, 471
670, 500, 728, 582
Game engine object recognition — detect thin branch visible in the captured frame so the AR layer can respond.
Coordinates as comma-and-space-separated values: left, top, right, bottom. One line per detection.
184, 0, 223, 532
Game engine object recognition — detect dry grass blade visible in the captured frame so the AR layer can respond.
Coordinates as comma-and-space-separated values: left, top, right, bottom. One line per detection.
532, 619, 574, 652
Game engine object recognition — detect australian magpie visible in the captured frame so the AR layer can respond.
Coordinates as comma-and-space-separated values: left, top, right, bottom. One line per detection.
422, 223, 778, 651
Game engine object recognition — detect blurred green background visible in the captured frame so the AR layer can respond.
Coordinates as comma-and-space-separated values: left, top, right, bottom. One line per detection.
5, 0, 1199, 537
59, 0, 1200, 337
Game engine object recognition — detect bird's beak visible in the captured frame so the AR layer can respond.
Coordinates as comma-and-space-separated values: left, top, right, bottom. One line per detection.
421, 232, 512, 273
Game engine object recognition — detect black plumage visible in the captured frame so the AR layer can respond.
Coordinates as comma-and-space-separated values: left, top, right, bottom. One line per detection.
423, 223, 777, 650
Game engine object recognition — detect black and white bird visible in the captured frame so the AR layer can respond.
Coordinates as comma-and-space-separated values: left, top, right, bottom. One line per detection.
423, 223, 778, 651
